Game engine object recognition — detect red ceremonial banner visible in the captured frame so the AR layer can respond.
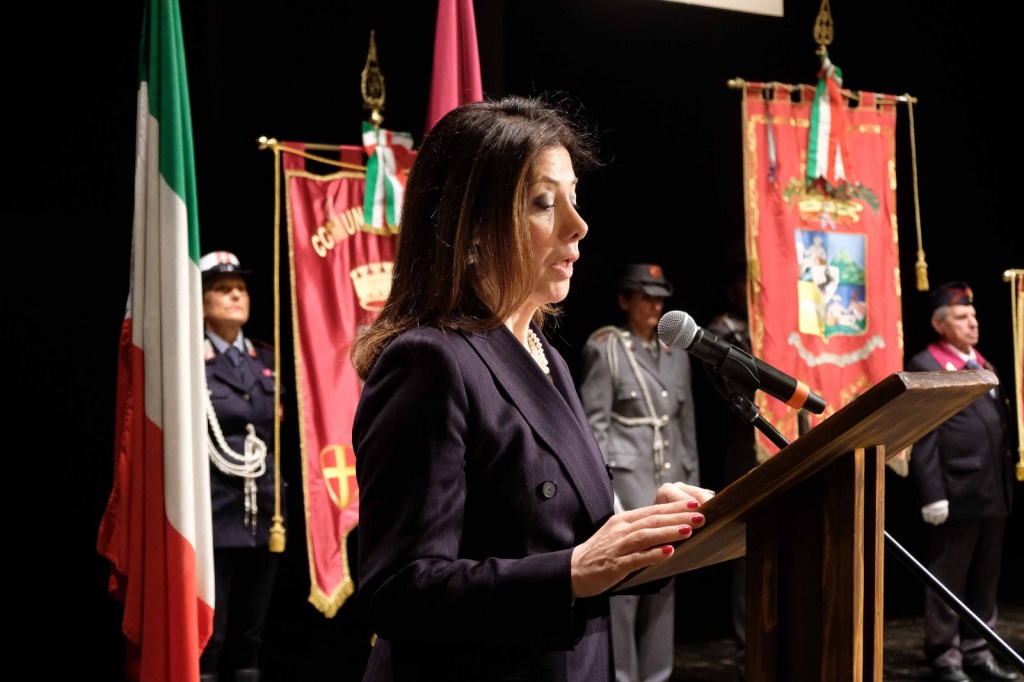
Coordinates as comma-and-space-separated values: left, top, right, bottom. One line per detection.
741, 83, 904, 461
283, 142, 409, 615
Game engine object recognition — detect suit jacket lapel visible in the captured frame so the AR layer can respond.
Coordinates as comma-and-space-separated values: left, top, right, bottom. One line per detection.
462, 326, 612, 524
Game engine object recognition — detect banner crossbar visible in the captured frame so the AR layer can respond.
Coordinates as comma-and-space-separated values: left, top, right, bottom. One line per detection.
257, 135, 367, 172
728, 77, 917, 105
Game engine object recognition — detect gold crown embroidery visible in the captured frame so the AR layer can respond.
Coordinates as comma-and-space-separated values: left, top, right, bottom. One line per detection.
350, 261, 393, 312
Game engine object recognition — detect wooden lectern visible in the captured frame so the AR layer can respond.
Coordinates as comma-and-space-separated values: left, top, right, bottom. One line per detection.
614, 370, 998, 681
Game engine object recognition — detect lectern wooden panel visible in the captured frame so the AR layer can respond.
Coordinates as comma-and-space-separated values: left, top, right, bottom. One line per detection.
614, 370, 997, 681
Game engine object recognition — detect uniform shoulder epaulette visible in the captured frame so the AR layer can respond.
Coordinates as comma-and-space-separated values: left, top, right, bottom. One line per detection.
587, 325, 623, 344
250, 337, 275, 351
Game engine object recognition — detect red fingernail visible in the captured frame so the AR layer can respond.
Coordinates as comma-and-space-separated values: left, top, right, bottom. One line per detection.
686, 500, 700, 509
662, 545, 674, 555
691, 513, 704, 525
678, 525, 692, 536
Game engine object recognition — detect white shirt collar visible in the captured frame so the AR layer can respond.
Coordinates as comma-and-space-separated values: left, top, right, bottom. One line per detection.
941, 341, 976, 363
206, 330, 246, 355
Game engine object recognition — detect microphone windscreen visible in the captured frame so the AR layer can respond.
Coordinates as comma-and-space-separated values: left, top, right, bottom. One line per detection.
658, 310, 697, 349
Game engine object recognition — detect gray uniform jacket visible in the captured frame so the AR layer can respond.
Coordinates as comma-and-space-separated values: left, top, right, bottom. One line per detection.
580, 326, 700, 511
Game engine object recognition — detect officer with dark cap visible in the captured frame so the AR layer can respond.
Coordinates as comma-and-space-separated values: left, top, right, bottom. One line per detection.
907, 281, 1017, 682
200, 251, 287, 682
579, 263, 702, 682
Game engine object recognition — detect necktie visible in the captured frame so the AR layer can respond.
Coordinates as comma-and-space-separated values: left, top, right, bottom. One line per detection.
964, 358, 998, 398
227, 346, 253, 386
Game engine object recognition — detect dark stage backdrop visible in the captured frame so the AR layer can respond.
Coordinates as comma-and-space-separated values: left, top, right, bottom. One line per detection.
15, 0, 1021, 678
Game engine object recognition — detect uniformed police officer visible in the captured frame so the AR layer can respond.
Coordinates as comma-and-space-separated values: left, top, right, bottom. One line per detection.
907, 282, 1017, 682
580, 263, 701, 682
200, 251, 286, 682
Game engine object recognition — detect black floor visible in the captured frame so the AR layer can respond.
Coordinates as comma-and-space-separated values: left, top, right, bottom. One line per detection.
253, 520, 1024, 681
258, 597, 1024, 681
671, 601, 1024, 681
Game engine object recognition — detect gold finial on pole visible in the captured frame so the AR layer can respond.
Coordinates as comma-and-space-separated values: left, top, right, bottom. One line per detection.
362, 30, 386, 128
813, 0, 834, 55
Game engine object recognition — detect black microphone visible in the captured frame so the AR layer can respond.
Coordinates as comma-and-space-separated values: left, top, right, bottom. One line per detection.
658, 310, 826, 415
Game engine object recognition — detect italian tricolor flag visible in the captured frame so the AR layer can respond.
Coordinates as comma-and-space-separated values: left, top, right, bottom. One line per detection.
96, 1, 215, 680
807, 53, 850, 187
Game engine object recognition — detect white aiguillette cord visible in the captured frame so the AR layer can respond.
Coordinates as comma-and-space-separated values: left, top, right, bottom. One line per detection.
206, 397, 267, 533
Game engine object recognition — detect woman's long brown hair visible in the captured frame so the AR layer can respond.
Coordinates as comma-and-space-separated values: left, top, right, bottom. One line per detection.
351, 94, 600, 380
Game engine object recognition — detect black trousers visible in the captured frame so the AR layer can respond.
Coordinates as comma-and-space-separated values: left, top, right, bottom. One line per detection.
924, 517, 1005, 669
200, 546, 281, 674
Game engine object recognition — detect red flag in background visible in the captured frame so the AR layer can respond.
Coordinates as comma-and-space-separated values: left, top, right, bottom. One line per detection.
425, 0, 482, 134
281, 143, 410, 616
740, 81, 904, 462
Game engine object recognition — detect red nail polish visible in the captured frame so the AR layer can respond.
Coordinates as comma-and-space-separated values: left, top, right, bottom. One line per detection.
662, 545, 674, 555
678, 525, 692, 536
691, 513, 704, 524
686, 500, 700, 509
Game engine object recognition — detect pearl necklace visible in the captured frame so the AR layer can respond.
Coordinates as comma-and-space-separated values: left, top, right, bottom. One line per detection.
526, 329, 550, 375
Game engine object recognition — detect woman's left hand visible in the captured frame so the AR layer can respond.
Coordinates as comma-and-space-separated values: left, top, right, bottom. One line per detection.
653, 481, 715, 506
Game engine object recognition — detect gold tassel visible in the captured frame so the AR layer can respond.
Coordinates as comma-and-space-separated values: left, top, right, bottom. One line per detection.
915, 250, 929, 292
907, 98, 929, 292
269, 515, 286, 553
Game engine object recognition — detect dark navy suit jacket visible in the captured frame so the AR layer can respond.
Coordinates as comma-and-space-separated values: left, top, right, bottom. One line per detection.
354, 322, 620, 681
906, 349, 1014, 523
205, 335, 286, 547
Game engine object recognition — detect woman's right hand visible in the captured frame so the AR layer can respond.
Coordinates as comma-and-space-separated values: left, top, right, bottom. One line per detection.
569, 494, 709, 599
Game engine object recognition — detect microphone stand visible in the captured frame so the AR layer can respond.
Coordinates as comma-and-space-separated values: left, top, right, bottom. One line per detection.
720, 386, 1024, 672
706, 356, 791, 451
726, 392, 788, 451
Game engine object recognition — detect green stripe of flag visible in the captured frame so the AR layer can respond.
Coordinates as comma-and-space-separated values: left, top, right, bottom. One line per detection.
144, 0, 200, 265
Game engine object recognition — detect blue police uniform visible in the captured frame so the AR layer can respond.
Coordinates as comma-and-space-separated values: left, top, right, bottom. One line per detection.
205, 334, 284, 547
199, 250, 287, 682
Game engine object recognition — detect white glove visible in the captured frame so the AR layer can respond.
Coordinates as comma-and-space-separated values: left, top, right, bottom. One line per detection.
921, 500, 949, 526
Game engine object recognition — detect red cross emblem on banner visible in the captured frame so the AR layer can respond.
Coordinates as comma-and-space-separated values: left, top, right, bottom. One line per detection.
320, 444, 357, 509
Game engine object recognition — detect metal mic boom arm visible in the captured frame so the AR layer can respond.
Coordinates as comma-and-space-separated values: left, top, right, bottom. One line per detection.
714, 366, 791, 452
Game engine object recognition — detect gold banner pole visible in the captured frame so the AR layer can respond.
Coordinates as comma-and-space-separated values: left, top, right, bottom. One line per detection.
1004, 268, 1024, 481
